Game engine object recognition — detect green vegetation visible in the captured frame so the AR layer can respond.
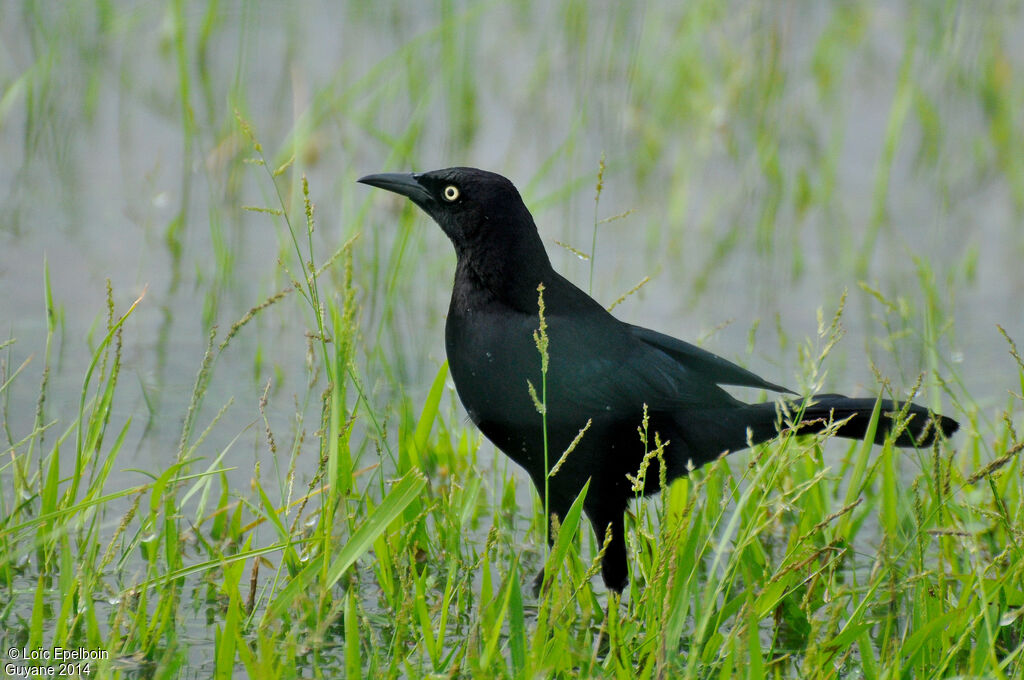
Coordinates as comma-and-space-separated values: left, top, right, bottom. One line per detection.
2, 1, 1023, 677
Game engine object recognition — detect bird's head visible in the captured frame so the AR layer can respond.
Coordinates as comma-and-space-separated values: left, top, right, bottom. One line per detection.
358, 167, 533, 248
359, 167, 553, 307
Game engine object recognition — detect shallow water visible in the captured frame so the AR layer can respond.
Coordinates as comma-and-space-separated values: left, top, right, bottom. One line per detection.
1, 1, 1022, 669
4, 3, 1018, 461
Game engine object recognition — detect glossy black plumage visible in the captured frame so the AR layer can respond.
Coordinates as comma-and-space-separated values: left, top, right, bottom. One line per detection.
359, 167, 958, 591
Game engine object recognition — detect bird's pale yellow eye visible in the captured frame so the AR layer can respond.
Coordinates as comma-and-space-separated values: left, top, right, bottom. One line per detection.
443, 185, 459, 202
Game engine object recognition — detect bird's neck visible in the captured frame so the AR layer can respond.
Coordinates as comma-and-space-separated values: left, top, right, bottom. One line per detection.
451, 242, 555, 315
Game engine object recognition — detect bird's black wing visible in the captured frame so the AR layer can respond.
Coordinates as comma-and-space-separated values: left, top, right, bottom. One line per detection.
542, 313, 746, 415
524, 272, 790, 418
626, 324, 795, 395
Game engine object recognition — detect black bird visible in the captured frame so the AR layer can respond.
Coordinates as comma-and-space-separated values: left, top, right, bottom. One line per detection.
358, 167, 958, 592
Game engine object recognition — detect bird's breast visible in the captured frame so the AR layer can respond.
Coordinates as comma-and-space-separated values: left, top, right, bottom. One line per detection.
444, 308, 543, 429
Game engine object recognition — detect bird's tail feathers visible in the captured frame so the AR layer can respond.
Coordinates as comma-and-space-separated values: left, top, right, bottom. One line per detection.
789, 393, 957, 447
674, 393, 956, 473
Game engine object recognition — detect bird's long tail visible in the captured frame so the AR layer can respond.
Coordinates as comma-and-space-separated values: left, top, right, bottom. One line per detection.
783, 393, 958, 447
678, 394, 957, 469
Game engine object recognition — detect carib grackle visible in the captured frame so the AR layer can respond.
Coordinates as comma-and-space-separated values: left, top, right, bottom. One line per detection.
358, 167, 958, 592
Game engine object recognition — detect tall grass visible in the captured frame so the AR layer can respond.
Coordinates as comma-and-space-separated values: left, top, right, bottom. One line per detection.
3, 130, 1022, 675
3, 1, 1023, 677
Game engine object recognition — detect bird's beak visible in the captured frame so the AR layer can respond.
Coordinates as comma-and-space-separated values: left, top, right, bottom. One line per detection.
357, 172, 432, 204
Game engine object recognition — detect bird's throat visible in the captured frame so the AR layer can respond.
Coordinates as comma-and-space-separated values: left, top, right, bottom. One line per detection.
452, 254, 552, 316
